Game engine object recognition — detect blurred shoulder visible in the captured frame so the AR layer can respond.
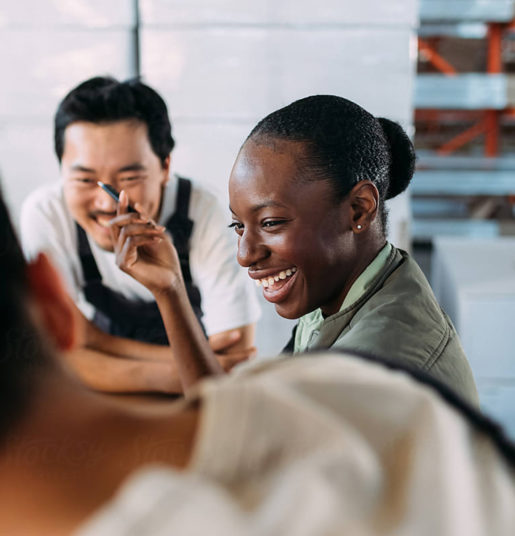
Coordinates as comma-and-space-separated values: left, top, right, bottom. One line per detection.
21, 181, 66, 216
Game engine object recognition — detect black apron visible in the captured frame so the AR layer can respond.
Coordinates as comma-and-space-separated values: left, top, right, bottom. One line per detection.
77, 177, 205, 345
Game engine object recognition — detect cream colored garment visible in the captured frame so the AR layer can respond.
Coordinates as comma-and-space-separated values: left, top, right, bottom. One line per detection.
78, 354, 515, 535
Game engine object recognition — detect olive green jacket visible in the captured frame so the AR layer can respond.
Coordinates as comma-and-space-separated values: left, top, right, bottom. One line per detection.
294, 247, 479, 405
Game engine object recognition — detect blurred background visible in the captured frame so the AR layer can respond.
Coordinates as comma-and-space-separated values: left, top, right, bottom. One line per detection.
0, 0, 513, 438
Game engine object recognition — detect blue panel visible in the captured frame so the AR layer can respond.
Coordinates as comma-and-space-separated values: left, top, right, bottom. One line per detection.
415, 74, 507, 109
412, 199, 469, 216
411, 169, 515, 195
412, 219, 500, 240
418, 23, 488, 38
416, 153, 515, 170
420, 0, 515, 22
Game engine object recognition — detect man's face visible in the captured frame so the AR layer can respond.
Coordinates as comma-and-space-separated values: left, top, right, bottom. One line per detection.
61, 120, 170, 251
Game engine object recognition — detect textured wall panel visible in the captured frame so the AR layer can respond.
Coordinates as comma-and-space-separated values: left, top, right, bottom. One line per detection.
0, 0, 134, 27
170, 120, 254, 203
140, 0, 417, 26
0, 30, 134, 120
141, 28, 271, 122
141, 28, 414, 123
0, 122, 59, 224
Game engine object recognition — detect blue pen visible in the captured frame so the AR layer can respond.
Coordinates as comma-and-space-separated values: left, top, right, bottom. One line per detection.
97, 181, 138, 213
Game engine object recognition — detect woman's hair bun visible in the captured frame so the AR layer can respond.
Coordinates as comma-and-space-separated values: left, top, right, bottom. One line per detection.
377, 117, 416, 200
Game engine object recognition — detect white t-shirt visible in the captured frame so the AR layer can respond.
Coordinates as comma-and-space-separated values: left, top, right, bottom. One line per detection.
76, 354, 515, 535
20, 177, 260, 336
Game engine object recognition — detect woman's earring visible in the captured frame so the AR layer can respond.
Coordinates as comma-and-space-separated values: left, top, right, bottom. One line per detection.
356, 224, 363, 230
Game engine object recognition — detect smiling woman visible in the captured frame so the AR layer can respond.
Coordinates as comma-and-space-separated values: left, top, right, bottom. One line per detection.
227, 95, 479, 404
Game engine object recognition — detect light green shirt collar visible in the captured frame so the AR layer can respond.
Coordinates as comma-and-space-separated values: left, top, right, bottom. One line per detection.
294, 242, 392, 353
340, 242, 392, 310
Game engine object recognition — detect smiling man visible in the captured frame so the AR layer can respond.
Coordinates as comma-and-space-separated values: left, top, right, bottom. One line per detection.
20, 76, 260, 393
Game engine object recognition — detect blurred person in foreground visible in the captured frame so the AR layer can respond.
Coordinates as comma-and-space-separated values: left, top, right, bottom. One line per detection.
20, 76, 260, 394
1, 182, 514, 534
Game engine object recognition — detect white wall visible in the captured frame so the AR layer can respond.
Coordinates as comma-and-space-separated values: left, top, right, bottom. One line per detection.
0, 0, 135, 219
432, 237, 515, 440
0, 0, 419, 356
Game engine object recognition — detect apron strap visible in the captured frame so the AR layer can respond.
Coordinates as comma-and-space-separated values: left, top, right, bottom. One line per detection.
165, 176, 195, 284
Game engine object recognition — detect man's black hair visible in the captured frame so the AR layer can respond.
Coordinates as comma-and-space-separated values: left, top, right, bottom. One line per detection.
54, 76, 175, 167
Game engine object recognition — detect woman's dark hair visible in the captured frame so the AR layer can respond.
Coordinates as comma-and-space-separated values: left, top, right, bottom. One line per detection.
247, 95, 415, 233
0, 186, 52, 437
54, 76, 175, 167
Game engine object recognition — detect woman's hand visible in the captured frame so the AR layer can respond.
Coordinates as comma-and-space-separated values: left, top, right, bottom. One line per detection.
109, 190, 182, 295
109, 190, 224, 390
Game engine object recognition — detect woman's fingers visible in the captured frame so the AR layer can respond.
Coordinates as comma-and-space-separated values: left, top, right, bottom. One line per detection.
109, 190, 165, 247
133, 201, 146, 218
109, 212, 139, 243
115, 224, 166, 258
114, 222, 166, 239
111, 189, 128, 244
109, 188, 167, 271
133, 200, 163, 229
116, 234, 162, 271
110, 190, 138, 244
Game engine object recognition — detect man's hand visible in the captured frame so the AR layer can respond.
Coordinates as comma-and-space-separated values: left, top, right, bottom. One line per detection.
209, 326, 257, 372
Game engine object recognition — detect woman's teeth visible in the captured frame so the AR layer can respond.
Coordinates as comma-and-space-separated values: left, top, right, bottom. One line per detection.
255, 267, 297, 287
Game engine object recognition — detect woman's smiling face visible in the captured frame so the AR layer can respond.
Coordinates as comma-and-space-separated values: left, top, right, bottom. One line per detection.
229, 139, 360, 319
